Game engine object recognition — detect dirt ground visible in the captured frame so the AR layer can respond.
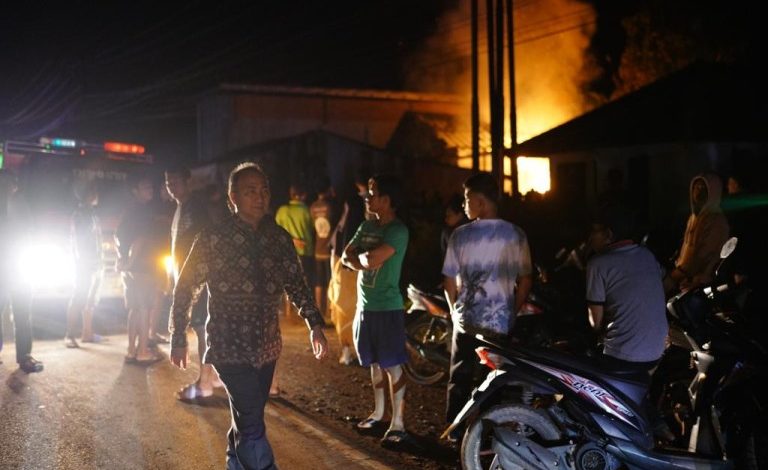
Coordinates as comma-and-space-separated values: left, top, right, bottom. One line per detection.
274, 317, 460, 470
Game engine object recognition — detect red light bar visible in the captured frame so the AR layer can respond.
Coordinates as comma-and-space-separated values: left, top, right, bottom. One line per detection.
104, 142, 145, 155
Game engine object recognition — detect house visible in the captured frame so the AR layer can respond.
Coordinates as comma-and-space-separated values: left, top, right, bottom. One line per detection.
515, 62, 768, 241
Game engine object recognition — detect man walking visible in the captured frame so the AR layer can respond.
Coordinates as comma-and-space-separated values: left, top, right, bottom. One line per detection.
169, 162, 327, 469
165, 165, 223, 401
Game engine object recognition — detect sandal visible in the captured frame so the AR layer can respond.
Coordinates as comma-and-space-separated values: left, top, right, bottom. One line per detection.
65, 337, 80, 349
82, 334, 107, 344
135, 351, 163, 366
380, 430, 419, 451
176, 383, 213, 402
124, 354, 137, 364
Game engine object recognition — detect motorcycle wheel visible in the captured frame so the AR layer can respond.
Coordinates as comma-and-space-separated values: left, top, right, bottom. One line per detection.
403, 316, 448, 386
461, 404, 561, 470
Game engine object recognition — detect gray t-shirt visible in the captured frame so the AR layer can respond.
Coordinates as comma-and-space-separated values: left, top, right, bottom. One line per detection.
586, 244, 668, 362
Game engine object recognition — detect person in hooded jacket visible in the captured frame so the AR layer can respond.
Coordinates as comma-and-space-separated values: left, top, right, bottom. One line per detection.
663, 173, 730, 296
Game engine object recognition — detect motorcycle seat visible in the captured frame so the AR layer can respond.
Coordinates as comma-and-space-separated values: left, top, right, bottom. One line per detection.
520, 346, 650, 385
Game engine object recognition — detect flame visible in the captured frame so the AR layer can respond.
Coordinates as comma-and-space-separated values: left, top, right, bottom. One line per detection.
406, 0, 597, 150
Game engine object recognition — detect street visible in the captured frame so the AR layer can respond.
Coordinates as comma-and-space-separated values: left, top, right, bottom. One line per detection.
0, 326, 416, 470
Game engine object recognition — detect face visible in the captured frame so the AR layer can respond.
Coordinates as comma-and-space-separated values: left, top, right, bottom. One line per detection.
692, 179, 708, 206
463, 188, 482, 220
165, 172, 189, 202
364, 179, 387, 216
445, 207, 464, 227
229, 171, 270, 224
132, 180, 154, 203
727, 177, 741, 195
589, 223, 612, 252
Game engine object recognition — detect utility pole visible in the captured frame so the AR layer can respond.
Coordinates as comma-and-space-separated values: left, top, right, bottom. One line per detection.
506, 0, 518, 199
471, 0, 480, 171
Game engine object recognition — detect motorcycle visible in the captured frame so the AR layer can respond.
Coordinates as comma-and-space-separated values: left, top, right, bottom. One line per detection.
403, 262, 582, 386
446, 237, 767, 470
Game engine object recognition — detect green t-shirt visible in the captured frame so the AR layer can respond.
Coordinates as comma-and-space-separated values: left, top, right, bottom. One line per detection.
350, 219, 409, 311
275, 200, 314, 256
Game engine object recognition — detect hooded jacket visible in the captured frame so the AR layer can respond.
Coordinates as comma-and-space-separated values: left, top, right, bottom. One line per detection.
675, 173, 730, 286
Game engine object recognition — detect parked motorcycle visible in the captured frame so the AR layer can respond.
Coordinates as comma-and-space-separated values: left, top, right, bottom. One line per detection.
403, 272, 575, 386
446, 237, 767, 470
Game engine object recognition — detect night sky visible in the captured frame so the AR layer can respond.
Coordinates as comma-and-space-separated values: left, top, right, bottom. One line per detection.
0, 0, 450, 161
0, 0, 761, 164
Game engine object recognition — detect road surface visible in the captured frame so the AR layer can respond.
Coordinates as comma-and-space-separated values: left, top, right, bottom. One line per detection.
0, 334, 395, 470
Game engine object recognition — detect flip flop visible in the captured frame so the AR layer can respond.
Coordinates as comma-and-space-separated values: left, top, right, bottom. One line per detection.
176, 383, 214, 403
124, 354, 137, 364
380, 430, 419, 451
82, 334, 107, 344
134, 352, 163, 366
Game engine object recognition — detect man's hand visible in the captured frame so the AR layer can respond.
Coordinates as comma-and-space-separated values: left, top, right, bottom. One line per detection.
170, 346, 188, 369
310, 325, 328, 360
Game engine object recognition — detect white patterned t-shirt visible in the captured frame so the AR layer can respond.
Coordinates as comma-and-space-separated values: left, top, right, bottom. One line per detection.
442, 219, 532, 336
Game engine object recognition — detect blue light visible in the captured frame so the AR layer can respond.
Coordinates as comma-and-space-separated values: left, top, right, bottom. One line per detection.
52, 138, 77, 148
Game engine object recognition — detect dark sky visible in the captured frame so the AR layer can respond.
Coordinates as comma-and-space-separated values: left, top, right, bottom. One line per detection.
0, 0, 450, 161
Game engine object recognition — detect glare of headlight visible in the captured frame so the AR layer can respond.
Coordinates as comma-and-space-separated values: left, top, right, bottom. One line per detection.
163, 255, 175, 276
16, 243, 75, 290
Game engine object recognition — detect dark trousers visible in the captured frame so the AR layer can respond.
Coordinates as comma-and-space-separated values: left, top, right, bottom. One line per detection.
446, 329, 486, 425
0, 288, 34, 363
215, 361, 278, 470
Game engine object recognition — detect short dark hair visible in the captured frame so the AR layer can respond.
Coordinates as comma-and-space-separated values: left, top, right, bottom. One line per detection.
447, 193, 464, 214
594, 203, 635, 242
371, 174, 404, 209
463, 172, 499, 204
164, 164, 191, 180
228, 162, 269, 194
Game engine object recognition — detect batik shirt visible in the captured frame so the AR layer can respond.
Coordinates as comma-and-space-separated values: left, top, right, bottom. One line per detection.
170, 215, 323, 367
442, 219, 532, 336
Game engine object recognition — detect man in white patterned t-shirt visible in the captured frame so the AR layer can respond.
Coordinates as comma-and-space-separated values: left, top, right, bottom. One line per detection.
442, 172, 532, 437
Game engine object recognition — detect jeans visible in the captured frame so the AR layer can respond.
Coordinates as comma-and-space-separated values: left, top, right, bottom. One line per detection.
0, 288, 34, 363
215, 361, 278, 470
446, 330, 486, 425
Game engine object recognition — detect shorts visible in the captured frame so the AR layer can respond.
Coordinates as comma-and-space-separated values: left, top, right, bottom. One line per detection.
353, 309, 407, 368
123, 272, 163, 311
314, 258, 330, 289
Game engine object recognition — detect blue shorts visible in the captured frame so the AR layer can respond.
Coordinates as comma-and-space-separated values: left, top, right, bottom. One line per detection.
353, 309, 407, 368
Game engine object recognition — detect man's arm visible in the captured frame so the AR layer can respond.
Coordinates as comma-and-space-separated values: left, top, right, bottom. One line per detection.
443, 276, 458, 314
514, 274, 532, 314
588, 304, 604, 331
359, 243, 395, 270
169, 233, 208, 368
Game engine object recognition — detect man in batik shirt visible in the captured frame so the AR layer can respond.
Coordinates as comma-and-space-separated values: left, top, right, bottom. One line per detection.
169, 162, 328, 469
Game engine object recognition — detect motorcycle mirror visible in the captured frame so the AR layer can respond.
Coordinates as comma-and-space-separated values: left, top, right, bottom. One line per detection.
720, 237, 738, 259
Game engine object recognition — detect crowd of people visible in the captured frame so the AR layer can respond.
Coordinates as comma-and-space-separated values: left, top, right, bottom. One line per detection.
2, 161, 764, 468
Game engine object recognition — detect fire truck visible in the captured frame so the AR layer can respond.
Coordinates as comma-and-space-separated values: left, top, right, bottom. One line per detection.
1, 137, 156, 318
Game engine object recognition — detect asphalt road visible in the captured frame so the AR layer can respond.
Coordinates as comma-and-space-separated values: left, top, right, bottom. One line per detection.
0, 334, 396, 470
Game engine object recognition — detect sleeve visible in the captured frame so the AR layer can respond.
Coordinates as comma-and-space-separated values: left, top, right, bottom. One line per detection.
517, 232, 533, 277
678, 214, 730, 282
586, 260, 606, 305
275, 206, 288, 230
169, 232, 209, 348
442, 231, 460, 277
278, 231, 324, 329
383, 222, 408, 253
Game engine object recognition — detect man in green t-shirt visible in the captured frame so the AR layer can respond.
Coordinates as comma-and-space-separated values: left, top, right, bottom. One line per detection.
342, 174, 411, 448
